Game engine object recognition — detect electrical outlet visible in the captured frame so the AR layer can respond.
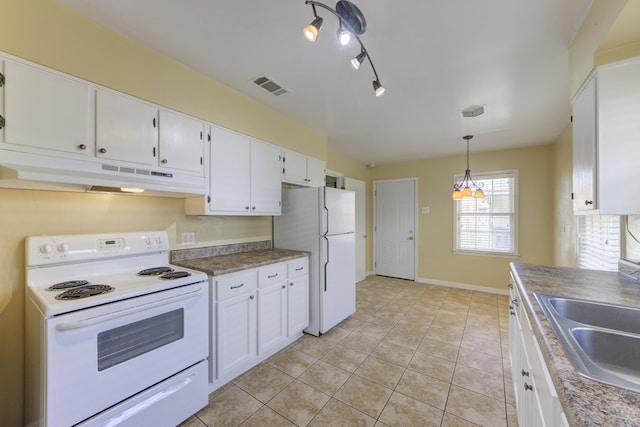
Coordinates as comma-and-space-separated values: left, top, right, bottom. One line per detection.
181, 232, 195, 245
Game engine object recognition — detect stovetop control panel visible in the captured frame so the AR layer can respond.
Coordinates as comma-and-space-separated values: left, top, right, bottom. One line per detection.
26, 231, 169, 267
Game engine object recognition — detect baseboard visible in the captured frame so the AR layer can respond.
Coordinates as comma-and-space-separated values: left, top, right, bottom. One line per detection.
416, 277, 509, 295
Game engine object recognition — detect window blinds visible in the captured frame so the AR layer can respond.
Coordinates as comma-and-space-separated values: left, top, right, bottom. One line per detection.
454, 171, 517, 255
577, 215, 620, 271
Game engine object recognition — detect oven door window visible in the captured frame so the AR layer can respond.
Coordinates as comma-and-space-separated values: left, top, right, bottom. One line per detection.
97, 309, 184, 371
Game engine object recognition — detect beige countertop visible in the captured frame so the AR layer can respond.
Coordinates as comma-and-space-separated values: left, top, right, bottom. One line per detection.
510, 263, 640, 426
172, 248, 309, 277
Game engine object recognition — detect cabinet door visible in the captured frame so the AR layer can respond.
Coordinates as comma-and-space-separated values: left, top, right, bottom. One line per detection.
251, 140, 282, 214
2, 61, 92, 156
288, 274, 309, 336
257, 283, 287, 355
209, 126, 251, 213
572, 77, 597, 211
216, 292, 256, 378
158, 109, 204, 175
282, 149, 308, 185
306, 156, 326, 187
96, 90, 158, 166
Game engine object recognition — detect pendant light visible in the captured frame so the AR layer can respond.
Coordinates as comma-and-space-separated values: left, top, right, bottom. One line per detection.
303, 1, 385, 96
452, 135, 485, 200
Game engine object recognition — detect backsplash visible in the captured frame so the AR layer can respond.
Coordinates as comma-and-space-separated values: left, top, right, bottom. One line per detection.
171, 240, 272, 262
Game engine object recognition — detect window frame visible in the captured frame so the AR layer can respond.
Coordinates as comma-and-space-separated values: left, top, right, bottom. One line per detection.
452, 169, 519, 257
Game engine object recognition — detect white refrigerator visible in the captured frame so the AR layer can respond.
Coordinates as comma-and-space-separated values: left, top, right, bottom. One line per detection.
274, 187, 356, 336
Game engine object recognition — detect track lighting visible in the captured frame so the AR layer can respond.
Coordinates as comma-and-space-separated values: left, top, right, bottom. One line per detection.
303, 1, 385, 96
351, 49, 366, 70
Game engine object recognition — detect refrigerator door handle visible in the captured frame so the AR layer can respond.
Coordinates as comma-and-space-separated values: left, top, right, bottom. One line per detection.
323, 235, 329, 292
323, 204, 329, 236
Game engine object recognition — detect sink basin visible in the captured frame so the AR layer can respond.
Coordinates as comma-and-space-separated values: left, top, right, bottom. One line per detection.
548, 297, 640, 335
535, 293, 640, 393
571, 328, 640, 384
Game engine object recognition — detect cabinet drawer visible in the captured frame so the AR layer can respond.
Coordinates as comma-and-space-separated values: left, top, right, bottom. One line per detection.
288, 257, 308, 277
258, 262, 287, 288
216, 270, 256, 301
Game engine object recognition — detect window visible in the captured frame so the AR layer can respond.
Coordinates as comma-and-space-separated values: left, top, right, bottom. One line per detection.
577, 215, 620, 271
454, 170, 518, 256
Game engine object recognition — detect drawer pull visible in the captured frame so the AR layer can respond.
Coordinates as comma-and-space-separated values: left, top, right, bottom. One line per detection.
289, 282, 294, 286
268, 273, 278, 279
512, 299, 519, 306
249, 295, 255, 300
524, 382, 533, 391
508, 283, 513, 289
510, 310, 516, 315
521, 369, 530, 377
295, 267, 304, 271
230, 283, 244, 290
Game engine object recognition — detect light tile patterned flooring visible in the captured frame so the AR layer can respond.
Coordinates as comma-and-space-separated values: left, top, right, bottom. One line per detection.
181, 275, 518, 427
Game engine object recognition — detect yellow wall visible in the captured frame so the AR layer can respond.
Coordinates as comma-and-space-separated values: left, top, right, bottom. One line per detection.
370, 144, 555, 290
550, 125, 577, 267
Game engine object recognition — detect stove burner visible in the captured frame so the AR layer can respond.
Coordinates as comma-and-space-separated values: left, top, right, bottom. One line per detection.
138, 267, 173, 276
46, 280, 90, 291
55, 284, 115, 300
159, 271, 191, 280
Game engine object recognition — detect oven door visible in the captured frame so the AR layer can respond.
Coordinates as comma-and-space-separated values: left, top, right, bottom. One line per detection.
45, 282, 208, 427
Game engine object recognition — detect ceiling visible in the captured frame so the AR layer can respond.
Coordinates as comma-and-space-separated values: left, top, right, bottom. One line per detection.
55, 0, 593, 165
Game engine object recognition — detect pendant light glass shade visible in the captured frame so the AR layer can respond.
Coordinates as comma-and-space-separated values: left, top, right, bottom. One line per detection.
452, 135, 484, 200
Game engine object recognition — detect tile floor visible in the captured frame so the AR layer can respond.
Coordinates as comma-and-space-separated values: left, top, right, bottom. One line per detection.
181, 275, 518, 427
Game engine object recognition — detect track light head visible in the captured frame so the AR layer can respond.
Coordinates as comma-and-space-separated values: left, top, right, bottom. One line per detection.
303, 16, 324, 42
337, 28, 351, 45
373, 80, 385, 96
351, 50, 367, 70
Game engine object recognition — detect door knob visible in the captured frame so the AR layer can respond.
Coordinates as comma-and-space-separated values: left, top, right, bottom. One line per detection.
408, 236, 414, 240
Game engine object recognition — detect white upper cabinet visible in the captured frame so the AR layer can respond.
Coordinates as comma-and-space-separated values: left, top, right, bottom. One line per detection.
572, 57, 640, 214
209, 126, 252, 213
185, 125, 281, 216
251, 140, 283, 214
572, 76, 597, 212
282, 149, 325, 187
1, 60, 93, 156
158, 109, 204, 175
96, 90, 158, 166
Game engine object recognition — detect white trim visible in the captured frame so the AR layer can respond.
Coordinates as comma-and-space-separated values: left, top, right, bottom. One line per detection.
373, 178, 418, 280
416, 277, 509, 295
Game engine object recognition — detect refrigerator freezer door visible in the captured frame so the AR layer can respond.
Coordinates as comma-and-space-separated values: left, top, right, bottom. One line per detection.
323, 187, 355, 236
320, 233, 356, 333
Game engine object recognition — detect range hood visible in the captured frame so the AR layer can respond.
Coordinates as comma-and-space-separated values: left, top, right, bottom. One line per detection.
0, 149, 207, 197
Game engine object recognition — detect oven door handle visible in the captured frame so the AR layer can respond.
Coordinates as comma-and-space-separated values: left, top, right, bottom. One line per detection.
55, 287, 205, 332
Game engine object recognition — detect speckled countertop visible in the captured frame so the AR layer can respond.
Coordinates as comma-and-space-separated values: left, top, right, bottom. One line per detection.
171, 248, 309, 277
510, 263, 640, 426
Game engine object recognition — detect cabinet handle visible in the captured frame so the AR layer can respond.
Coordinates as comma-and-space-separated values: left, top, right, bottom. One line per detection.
512, 299, 519, 306
78, 144, 87, 150
99, 148, 107, 154
230, 283, 244, 290
295, 267, 303, 271
268, 273, 278, 279
252, 206, 256, 210
161, 159, 168, 164
510, 310, 515, 315
521, 369, 530, 377
282, 285, 286, 289
585, 200, 593, 206
524, 382, 533, 391
290, 282, 294, 286
245, 206, 250, 210
508, 283, 514, 289
153, 117, 156, 128
249, 295, 255, 300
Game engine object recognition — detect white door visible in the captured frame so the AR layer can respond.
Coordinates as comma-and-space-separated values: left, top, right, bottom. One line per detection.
374, 179, 416, 280
216, 292, 256, 378
209, 126, 251, 213
250, 140, 282, 214
158, 109, 204, 174
344, 177, 366, 282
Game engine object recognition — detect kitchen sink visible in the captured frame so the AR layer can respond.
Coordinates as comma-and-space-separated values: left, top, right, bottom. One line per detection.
535, 293, 640, 393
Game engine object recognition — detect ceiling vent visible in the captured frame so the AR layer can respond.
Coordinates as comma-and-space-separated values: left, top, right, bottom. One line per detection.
459, 105, 487, 118
253, 74, 289, 96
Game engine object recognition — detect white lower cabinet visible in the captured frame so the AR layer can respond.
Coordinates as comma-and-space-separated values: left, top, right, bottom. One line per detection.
508, 275, 568, 427
211, 257, 309, 390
